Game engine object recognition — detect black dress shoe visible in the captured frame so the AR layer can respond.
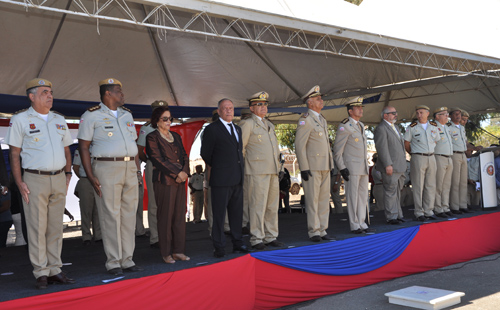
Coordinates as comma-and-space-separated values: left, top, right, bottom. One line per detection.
445, 211, 453, 216
108, 268, 123, 276
233, 245, 254, 253
36, 276, 48, 289
265, 240, 285, 247
417, 216, 426, 222
364, 228, 376, 233
150, 242, 159, 248
252, 242, 267, 250
48, 272, 75, 284
425, 215, 437, 220
124, 265, 144, 272
397, 218, 407, 223
310, 235, 321, 242
352, 229, 363, 234
387, 219, 400, 225
321, 235, 336, 241
451, 210, 463, 215
435, 212, 448, 218
460, 208, 473, 213
213, 249, 225, 258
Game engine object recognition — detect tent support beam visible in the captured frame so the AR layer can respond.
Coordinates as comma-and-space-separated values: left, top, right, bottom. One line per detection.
37, 0, 73, 77
141, 5, 178, 106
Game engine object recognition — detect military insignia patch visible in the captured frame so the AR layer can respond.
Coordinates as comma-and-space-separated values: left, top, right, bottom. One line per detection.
127, 122, 134, 127
56, 124, 66, 130
29, 123, 35, 130
299, 121, 305, 126
341, 118, 349, 124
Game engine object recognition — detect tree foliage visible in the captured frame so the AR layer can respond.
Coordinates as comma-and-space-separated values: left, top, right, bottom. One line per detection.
275, 123, 337, 153
468, 113, 500, 147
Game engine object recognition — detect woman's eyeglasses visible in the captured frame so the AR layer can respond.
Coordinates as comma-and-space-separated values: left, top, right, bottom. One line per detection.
160, 117, 174, 122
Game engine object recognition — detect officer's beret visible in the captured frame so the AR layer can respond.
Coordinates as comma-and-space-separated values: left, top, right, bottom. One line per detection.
301, 85, 322, 102
151, 100, 167, 110
462, 110, 470, 117
98, 78, 122, 87
415, 105, 430, 111
247, 91, 269, 103
26, 78, 52, 91
448, 107, 462, 114
433, 107, 448, 114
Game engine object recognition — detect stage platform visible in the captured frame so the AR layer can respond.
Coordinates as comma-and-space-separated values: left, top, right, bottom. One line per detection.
0, 205, 498, 309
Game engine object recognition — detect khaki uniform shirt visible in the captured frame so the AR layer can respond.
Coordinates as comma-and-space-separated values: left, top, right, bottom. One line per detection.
448, 123, 467, 152
6, 106, 73, 170
240, 114, 280, 175
77, 103, 138, 157
434, 123, 453, 156
333, 117, 368, 175
404, 121, 440, 153
137, 122, 155, 148
295, 109, 333, 171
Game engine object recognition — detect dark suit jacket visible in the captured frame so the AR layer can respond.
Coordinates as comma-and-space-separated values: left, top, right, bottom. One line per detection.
146, 130, 189, 186
201, 119, 244, 187
373, 120, 407, 173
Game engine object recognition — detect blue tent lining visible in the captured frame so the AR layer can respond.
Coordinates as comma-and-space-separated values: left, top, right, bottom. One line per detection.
251, 226, 419, 276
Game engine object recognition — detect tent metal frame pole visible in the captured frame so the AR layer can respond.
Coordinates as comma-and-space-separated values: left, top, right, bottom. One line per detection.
37, 0, 73, 77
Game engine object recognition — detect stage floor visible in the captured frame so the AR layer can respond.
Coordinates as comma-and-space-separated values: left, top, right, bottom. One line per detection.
0, 203, 495, 303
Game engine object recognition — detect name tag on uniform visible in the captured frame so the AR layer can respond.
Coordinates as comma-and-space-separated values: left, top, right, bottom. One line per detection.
105, 126, 114, 129
29, 130, 40, 134
415, 134, 420, 137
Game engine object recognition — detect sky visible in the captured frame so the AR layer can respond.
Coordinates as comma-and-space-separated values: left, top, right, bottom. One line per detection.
213, 0, 500, 58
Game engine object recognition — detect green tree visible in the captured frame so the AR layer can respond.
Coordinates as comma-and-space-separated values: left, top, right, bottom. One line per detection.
275, 123, 337, 153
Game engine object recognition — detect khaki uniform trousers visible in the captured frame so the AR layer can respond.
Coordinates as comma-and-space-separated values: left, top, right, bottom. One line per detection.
145, 160, 158, 244
330, 181, 343, 213
410, 154, 437, 217
450, 153, 468, 210
381, 172, 405, 221
76, 177, 101, 241
303, 170, 330, 238
135, 182, 146, 236
192, 190, 204, 222
23, 172, 66, 279
93, 160, 138, 270
372, 184, 385, 212
467, 183, 481, 207
345, 174, 369, 231
434, 155, 453, 214
245, 174, 279, 245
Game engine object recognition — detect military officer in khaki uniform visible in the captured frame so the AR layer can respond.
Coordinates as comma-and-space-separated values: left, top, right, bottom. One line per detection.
295, 86, 335, 242
73, 148, 102, 245
6, 78, 75, 289
137, 100, 167, 247
240, 91, 285, 250
77, 78, 143, 276
448, 107, 471, 214
333, 97, 371, 234
404, 105, 440, 221
432, 107, 454, 218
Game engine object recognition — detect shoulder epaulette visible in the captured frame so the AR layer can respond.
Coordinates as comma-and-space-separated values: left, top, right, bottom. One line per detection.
301, 112, 309, 118
121, 106, 132, 113
88, 105, 101, 112
52, 111, 66, 118
410, 121, 418, 127
429, 121, 437, 126
341, 118, 349, 124
144, 121, 151, 126
13, 108, 28, 115
446, 122, 452, 127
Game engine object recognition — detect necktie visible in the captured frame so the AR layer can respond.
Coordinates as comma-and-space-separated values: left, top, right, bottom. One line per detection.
228, 123, 238, 143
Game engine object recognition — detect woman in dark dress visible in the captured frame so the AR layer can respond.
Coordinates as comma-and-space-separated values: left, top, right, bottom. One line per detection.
145, 106, 190, 264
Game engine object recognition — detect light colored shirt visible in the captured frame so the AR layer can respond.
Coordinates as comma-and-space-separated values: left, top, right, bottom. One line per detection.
449, 122, 467, 152
219, 118, 239, 142
404, 121, 440, 154
434, 123, 453, 156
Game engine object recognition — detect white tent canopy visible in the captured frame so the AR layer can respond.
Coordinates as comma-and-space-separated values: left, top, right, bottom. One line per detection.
1, 0, 500, 124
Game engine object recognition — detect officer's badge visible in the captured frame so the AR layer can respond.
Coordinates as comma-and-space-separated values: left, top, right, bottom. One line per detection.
108, 132, 113, 137
355, 138, 359, 142
29, 123, 35, 130
34, 137, 39, 142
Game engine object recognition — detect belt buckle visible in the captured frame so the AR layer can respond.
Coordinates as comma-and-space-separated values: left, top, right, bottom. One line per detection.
124, 156, 131, 162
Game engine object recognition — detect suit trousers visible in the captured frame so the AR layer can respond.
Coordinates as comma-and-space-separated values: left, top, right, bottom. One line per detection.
206, 187, 231, 235
93, 160, 138, 270
381, 172, 405, 220
145, 160, 159, 244
154, 181, 187, 257
246, 174, 279, 245
211, 185, 244, 250
450, 153, 468, 210
467, 183, 481, 207
242, 186, 249, 228
76, 177, 101, 241
23, 172, 66, 279
135, 182, 146, 236
410, 154, 437, 217
303, 170, 330, 237
345, 174, 369, 231
372, 184, 385, 212
434, 156, 453, 213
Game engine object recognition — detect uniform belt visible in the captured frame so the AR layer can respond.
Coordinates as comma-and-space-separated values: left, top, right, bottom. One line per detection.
453, 151, 465, 154
24, 168, 64, 175
412, 153, 434, 156
94, 156, 135, 162
435, 154, 451, 158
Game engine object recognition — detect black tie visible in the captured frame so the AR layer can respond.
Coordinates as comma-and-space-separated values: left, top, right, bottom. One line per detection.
229, 123, 237, 143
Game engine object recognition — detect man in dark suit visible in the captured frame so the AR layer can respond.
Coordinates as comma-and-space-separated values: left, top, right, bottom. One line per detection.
201, 98, 251, 258
373, 106, 407, 224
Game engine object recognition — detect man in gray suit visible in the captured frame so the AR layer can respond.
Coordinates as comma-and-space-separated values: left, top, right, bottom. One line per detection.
373, 106, 407, 225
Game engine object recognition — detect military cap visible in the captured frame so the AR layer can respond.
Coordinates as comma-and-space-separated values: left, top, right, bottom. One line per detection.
448, 107, 462, 114
151, 100, 167, 110
433, 106, 448, 114
26, 78, 52, 91
346, 96, 364, 109
247, 91, 269, 103
462, 110, 470, 117
98, 78, 122, 87
301, 85, 322, 102
415, 105, 430, 111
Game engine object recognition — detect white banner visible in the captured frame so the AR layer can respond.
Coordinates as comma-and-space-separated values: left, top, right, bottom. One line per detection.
479, 151, 497, 209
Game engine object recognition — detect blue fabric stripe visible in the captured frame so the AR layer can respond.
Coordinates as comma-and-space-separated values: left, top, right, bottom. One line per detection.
251, 226, 419, 276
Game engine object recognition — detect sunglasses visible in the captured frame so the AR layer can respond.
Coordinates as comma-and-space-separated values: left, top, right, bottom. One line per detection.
251, 102, 269, 107
385, 112, 397, 115
160, 117, 174, 122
